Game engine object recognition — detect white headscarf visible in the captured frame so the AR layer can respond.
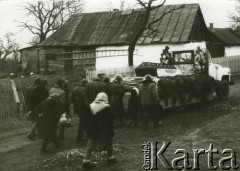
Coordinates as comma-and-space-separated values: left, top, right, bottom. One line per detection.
90, 92, 110, 115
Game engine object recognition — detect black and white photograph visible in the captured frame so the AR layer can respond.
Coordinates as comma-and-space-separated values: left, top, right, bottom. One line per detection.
0, 0, 240, 170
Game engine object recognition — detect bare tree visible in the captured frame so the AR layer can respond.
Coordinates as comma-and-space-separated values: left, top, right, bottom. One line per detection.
228, 1, 240, 29
18, 0, 85, 44
128, 0, 183, 66
29, 36, 41, 46
0, 32, 19, 61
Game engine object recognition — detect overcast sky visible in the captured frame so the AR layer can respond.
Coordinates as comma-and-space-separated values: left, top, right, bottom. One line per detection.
0, 0, 238, 48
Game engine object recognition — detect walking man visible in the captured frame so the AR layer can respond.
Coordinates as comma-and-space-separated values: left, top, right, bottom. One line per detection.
139, 74, 160, 128
71, 79, 89, 142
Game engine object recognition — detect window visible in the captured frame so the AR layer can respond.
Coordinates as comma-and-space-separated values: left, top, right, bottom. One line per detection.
46, 54, 57, 60
172, 50, 194, 64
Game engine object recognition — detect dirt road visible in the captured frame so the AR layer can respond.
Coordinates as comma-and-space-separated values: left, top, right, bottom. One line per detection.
0, 76, 240, 171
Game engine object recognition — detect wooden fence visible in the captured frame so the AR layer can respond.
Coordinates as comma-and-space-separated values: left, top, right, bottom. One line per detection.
212, 55, 240, 74
0, 60, 19, 74
0, 71, 85, 120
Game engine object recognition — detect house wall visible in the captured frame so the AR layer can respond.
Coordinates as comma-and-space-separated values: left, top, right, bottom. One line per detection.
39, 47, 65, 73
95, 42, 206, 69
225, 46, 240, 56
21, 48, 38, 72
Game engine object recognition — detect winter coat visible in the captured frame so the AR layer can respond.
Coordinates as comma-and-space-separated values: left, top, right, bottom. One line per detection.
139, 80, 160, 107
49, 85, 66, 112
86, 93, 114, 140
38, 97, 62, 140
85, 79, 105, 103
108, 80, 125, 104
25, 85, 37, 111
26, 85, 49, 120
71, 84, 89, 116
128, 88, 140, 121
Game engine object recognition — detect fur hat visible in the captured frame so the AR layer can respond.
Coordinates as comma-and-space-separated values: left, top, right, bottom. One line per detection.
103, 76, 110, 83
34, 78, 42, 85
80, 79, 88, 86
144, 74, 153, 81
56, 79, 64, 87
114, 74, 123, 82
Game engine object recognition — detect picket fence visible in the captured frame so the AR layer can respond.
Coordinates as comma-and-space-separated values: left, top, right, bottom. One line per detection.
212, 55, 240, 74
0, 71, 85, 120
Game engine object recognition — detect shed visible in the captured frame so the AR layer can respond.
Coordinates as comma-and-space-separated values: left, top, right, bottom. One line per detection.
208, 24, 240, 57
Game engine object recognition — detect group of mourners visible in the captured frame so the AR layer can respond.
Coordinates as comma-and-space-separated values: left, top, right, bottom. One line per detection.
25, 73, 161, 168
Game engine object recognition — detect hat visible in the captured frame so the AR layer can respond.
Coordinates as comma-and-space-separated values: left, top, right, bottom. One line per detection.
34, 78, 42, 85
56, 79, 64, 87
103, 76, 110, 83
114, 74, 123, 82
80, 79, 88, 86
144, 74, 153, 81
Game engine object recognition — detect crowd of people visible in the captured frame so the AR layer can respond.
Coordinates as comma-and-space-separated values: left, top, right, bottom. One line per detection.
25, 73, 161, 168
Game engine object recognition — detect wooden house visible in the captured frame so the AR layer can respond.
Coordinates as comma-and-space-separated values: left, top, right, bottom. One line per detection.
21, 4, 211, 73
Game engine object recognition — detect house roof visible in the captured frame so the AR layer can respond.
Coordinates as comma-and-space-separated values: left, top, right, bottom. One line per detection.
19, 46, 38, 52
209, 28, 240, 46
40, 4, 202, 47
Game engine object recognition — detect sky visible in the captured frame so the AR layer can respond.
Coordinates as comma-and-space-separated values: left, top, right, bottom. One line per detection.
0, 0, 238, 48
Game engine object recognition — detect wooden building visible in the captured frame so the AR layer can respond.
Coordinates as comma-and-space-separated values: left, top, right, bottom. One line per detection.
208, 24, 240, 57
21, 4, 211, 73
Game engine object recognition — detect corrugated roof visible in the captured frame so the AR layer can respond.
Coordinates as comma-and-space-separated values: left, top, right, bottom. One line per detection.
40, 4, 201, 47
209, 28, 240, 46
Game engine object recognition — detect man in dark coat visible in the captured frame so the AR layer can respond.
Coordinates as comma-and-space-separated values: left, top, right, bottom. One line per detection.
139, 74, 160, 128
71, 79, 89, 142
85, 77, 105, 103
26, 78, 49, 140
38, 93, 62, 153
108, 74, 125, 126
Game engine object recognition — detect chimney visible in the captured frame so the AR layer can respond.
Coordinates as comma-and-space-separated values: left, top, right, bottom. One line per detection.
113, 9, 119, 12
210, 23, 214, 32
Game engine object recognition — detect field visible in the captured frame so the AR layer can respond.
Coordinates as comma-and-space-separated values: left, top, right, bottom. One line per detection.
0, 76, 240, 171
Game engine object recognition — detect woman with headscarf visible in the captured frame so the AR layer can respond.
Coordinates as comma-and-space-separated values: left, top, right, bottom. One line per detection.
83, 92, 117, 168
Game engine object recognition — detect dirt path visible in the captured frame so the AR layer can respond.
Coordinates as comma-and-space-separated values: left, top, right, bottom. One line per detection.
0, 76, 240, 171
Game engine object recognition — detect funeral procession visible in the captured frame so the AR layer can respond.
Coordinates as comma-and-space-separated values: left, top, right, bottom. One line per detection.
1, 0, 240, 170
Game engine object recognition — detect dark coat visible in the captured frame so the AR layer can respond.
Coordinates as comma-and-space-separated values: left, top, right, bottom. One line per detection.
128, 89, 140, 121
86, 107, 114, 140
38, 98, 62, 140
71, 85, 89, 116
108, 81, 125, 104
85, 79, 105, 103
26, 85, 49, 120
25, 85, 37, 111
139, 80, 160, 107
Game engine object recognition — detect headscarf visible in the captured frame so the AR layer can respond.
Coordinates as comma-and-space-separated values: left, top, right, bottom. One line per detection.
90, 92, 110, 115
49, 93, 60, 100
